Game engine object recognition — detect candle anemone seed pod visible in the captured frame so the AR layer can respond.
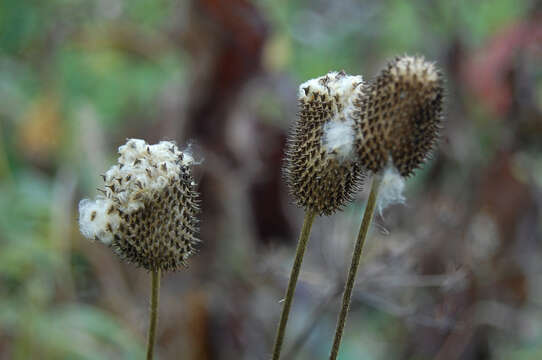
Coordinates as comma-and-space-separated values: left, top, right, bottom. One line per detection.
352, 55, 444, 177
78, 138, 200, 272
329, 55, 445, 360
272, 71, 367, 360
284, 70, 366, 215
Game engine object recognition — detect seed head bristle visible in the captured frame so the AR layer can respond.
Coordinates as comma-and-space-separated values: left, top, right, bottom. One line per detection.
353, 55, 444, 176
78, 139, 200, 272
284, 71, 365, 215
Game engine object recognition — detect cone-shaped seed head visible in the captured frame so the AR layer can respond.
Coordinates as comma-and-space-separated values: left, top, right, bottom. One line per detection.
353, 55, 444, 177
78, 139, 200, 272
284, 71, 365, 215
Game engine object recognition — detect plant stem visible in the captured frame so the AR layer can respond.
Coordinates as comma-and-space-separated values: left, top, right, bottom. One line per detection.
329, 176, 381, 360
271, 210, 317, 360
146, 269, 161, 360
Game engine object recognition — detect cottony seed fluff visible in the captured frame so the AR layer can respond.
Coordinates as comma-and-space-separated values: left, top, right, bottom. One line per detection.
353, 55, 444, 176
78, 139, 200, 272
284, 71, 365, 215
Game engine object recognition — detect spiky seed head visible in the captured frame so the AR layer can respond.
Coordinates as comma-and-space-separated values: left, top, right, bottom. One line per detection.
284, 71, 365, 215
78, 139, 200, 272
353, 55, 444, 177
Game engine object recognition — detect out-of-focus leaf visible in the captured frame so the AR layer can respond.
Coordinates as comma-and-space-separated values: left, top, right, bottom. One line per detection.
33, 304, 144, 360
17, 95, 62, 163
56, 46, 184, 125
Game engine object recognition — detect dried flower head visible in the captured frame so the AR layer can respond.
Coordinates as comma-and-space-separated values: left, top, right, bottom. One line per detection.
79, 139, 200, 271
353, 55, 444, 176
284, 71, 365, 215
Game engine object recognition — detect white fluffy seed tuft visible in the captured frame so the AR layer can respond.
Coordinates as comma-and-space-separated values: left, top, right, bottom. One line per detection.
78, 198, 120, 245
322, 117, 356, 162
298, 71, 363, 112
104, 138, 194, 213
376, 165, 406, 215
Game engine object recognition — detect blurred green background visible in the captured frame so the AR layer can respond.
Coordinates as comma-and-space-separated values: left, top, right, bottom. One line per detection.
1, 0, 541, 359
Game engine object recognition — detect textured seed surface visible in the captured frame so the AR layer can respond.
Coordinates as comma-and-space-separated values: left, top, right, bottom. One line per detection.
353, 55, 444, 176
79, 139, 200, 272
284, 71, 365, 215
113, 174, 200, 272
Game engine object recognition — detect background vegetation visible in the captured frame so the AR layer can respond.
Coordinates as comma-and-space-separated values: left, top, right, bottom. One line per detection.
0, 0, 541, 359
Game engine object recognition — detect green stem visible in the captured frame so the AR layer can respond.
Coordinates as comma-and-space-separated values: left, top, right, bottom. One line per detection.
146, 269, 161, 360
271, 210, 317, 360
329, 176, 381, 360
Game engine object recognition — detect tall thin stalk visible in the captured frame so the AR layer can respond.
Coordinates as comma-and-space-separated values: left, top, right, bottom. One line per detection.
146, 269, 161, 360
271, 210, 317, 360
329, 176, 381, 360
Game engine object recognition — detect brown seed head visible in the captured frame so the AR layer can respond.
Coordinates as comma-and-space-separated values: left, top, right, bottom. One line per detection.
284, 71, 365, 215
353, 55, 444, 176
79, 139, 200, 272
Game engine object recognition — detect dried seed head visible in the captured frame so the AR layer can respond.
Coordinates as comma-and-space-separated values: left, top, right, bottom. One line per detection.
284, 71, 365, 215
353, 55, 444, 176
78, 139, 200, 272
